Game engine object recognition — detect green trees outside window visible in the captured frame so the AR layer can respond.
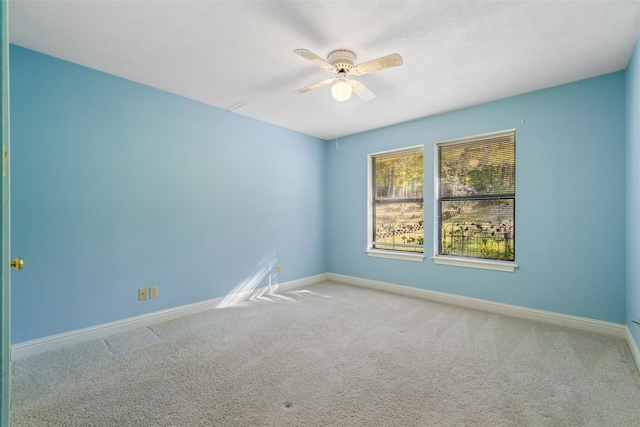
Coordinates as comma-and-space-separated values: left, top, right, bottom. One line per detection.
372, 147, 424, 253
437, 130, 515, 261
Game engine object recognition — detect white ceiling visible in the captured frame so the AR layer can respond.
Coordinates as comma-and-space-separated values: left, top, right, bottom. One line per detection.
8, 1, 640, 140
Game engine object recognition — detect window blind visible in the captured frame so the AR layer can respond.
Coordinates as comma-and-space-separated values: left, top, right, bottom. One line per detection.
437, 130, 515, 261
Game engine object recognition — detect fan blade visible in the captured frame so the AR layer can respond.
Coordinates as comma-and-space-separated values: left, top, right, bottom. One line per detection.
351, 53, 403, 76
348, 80, 376, 102
294, 77, 335, 94
294, 49, 334, 72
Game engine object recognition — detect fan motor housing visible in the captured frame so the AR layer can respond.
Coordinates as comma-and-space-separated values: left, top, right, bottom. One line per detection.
328, 49, 356, 73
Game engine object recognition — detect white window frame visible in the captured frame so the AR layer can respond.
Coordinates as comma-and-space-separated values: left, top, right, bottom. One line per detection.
366, 145, 425, 262
431, 130, 518, 272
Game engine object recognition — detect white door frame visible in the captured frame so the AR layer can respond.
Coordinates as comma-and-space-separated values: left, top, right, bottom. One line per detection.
1, 1, 11, 425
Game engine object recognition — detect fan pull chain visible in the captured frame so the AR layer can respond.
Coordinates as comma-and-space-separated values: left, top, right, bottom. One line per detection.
335, 96, 340, 150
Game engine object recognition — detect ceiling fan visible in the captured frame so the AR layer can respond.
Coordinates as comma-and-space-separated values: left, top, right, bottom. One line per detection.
293, 49, 403, 102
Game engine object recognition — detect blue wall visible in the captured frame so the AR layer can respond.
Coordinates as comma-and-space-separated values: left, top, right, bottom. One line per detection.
627, 36, 640, 349
10, 46, 327, 343
10, 43, 632, 344
326, 72, 627, 324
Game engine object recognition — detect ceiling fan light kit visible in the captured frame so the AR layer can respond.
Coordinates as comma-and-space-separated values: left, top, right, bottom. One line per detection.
294, 48, 403, 102
331, 75, 352, 102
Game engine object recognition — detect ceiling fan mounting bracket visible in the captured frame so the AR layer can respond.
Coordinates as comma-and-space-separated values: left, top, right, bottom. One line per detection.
328, 49, 356, 74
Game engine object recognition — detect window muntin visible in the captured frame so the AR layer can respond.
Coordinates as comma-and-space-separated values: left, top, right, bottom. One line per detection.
371, 147, 424, 253
436, 130, 515, 261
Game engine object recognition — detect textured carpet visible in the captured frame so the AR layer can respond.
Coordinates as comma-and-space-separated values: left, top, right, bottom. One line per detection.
11, 281, 640, 426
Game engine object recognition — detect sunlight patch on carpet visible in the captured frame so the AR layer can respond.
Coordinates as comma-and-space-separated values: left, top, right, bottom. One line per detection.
217, 251, 279, 308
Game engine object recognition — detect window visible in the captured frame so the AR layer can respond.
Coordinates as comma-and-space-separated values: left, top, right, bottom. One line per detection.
367, 146, 424, 261
434, 130, 516, 271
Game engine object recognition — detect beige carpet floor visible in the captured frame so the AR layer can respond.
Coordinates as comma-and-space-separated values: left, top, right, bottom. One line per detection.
10, 281, 640, 426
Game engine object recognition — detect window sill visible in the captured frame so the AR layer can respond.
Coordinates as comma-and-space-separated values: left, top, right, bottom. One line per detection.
431, 256, 517, 272
366, 249, 425, 262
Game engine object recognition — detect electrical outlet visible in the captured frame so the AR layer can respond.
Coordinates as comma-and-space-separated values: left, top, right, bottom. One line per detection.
149, 286, 158, 298
276, 265, 281, 274
138, 288, 148, 301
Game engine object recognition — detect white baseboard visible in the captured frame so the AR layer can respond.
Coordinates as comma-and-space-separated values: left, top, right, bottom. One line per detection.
327, 273, 627, 339
11, 273, 327, 361
276, 273, 328, 292
626, 327, 640, 374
